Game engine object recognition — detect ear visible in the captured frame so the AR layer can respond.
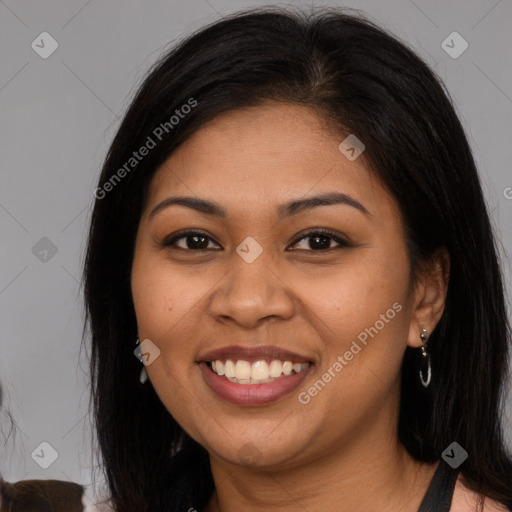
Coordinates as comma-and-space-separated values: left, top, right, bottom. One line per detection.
407, 247, 450, 348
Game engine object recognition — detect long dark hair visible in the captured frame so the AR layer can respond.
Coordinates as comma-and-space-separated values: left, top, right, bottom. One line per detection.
83, 7, 512, 511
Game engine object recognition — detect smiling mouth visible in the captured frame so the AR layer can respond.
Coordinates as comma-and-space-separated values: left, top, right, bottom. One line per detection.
207, 359, 311, 384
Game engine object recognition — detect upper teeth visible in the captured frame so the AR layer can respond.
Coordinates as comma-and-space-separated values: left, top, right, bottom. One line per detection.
211, 359, 309, 383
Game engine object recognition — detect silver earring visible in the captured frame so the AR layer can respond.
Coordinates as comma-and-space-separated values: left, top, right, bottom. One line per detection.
419, 328, 431, 388
136, 336, 148, 384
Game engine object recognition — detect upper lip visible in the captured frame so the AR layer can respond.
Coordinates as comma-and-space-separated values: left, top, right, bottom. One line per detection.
198, 345, 313, 364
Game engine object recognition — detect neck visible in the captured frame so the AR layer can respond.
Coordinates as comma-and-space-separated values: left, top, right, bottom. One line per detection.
205, 399, 437, 512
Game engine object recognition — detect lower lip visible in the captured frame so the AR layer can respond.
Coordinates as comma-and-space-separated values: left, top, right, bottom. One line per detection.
199, 362, 313, 406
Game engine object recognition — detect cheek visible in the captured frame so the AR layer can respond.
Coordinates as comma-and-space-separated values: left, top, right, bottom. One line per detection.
292, 249, 411, 403
131, 252, 206, 348
287, 248, 410, 343
131, 250, 210, 434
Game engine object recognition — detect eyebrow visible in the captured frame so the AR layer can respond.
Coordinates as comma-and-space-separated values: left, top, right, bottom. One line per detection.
148, 192, 370, 220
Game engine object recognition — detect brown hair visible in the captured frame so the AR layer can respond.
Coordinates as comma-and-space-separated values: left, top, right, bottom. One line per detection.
0, 478, 84, 512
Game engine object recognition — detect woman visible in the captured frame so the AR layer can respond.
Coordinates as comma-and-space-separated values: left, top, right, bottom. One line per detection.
83, 7, 512, 512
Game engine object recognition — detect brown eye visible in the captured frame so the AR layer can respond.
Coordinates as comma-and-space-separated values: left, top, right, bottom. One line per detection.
289, 230, 351, 251
163, 231, 221, 250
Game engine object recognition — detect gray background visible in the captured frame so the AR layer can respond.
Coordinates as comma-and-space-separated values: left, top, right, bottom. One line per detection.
1, 0, 511, 501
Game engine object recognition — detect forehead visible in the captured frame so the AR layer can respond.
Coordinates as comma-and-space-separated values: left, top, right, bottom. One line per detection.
145, 103, 393, 221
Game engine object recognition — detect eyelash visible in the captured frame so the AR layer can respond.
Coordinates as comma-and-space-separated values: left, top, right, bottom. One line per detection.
162, 228, 352, 252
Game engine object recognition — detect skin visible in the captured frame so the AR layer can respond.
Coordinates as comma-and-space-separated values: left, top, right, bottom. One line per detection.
131, 102, 455, 512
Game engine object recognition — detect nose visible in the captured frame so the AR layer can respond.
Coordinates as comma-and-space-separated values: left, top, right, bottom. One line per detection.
208, 253, 295, 329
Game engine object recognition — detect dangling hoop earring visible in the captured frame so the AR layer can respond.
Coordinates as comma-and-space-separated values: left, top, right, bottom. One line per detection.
419, 328, 431, 388
135, 336, 148, 384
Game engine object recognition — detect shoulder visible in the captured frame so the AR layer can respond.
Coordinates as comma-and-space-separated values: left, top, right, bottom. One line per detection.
450, 474, 509, 512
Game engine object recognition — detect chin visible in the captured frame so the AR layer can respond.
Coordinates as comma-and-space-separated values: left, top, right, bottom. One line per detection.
204, 433, 308, 469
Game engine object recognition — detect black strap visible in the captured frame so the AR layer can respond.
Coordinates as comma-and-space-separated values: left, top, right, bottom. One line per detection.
417, 460, 460, 512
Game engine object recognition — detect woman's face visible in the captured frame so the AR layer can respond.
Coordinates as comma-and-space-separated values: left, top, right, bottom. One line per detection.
131, 103, 437, 469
